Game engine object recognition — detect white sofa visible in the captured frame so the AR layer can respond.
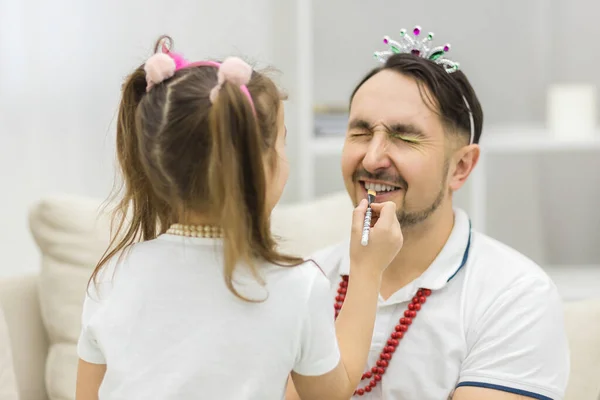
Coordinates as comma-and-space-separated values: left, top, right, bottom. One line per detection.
0, 193, 599, 400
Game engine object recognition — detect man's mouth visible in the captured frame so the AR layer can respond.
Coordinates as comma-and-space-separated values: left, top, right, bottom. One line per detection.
360, 181, 402, 193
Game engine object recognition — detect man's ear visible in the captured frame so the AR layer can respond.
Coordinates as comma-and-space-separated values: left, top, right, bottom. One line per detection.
448, 144, 480, 192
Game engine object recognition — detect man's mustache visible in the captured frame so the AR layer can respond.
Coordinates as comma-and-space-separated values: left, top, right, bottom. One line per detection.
352, 169, 407, 189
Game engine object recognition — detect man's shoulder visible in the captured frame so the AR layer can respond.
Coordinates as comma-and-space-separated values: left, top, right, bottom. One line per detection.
458, 233, 569, 398
307, 240, 349, 279
468, 231, 557, 296
472, 231, 546, 271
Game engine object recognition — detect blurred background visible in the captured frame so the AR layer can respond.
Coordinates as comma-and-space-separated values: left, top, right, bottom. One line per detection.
1, 2, 600, 399
0, 0, 599, 278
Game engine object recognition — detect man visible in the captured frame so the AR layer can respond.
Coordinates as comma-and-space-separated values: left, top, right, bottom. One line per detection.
312, 26, 569, 399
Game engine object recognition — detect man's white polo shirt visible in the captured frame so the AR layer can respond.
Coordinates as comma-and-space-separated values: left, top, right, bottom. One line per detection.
312, 208, 569, 400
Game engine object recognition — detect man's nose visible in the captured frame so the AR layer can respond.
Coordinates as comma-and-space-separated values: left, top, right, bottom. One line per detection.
362, 134, 391, 172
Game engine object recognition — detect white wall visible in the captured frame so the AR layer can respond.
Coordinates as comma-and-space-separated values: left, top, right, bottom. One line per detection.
0, 0, 280, 276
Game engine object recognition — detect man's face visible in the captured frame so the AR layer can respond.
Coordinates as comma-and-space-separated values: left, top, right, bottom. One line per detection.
341, 69, 451, 227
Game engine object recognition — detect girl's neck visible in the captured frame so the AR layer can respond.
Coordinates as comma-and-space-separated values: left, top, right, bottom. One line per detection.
177, 211, 220, 227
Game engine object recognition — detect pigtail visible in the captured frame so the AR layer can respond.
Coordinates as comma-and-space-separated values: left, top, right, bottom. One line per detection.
89, 38, 303, 298
90, 66, 172, 286
208, 81, 271, 300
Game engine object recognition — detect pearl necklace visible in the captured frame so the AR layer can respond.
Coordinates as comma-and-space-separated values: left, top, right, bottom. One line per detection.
335, 275, 432, 396
166, 223, 223, 238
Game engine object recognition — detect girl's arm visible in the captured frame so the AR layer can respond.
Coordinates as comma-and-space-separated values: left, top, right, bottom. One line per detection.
287, 201, 402, 399
75, 359, 106, 400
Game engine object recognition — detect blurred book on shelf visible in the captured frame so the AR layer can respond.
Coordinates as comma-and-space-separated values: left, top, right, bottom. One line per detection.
314, 105, 348, 137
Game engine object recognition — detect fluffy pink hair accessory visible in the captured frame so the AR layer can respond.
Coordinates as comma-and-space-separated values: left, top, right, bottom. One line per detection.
209, 57, 253, 103
144, 53, 176, 91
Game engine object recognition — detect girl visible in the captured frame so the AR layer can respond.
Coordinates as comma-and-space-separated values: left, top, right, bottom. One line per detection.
75, 36, 402, 400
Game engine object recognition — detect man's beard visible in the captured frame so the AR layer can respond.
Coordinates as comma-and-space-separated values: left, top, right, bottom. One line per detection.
353, 159, 449, 228
396, 181, 445, 227
397, 160, 449, 228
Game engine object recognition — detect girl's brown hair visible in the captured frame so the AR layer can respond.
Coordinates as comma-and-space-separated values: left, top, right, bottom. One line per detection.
91, 35, 302, 299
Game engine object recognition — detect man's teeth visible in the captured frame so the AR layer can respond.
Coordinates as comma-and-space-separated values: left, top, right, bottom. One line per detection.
364, 182, 399, 192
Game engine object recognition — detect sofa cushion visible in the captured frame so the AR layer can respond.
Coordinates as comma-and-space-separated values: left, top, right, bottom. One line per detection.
0, 273, 49, 400
29, 194, 112, 400
45, 343, 78, 400
271, 191, 353, 257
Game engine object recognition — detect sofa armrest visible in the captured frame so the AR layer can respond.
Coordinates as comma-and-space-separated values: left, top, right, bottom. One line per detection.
0, 273, 49, 400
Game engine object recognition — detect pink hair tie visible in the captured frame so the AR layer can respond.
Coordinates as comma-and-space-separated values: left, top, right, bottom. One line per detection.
143, 41, 193, 91
143, 47, 255, 113
209, 57, 255, 114
144, 53, 176, 91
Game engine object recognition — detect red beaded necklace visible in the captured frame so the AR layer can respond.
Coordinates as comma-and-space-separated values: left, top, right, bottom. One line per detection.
334, 275, 432, 396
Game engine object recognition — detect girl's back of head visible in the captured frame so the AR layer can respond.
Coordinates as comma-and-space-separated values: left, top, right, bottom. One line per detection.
93, 35, 300, 299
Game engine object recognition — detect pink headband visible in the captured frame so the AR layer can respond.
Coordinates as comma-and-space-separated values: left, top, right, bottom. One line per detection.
143, 46, 255, 114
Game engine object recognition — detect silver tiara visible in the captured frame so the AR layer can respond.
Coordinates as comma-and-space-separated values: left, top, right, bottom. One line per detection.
373, 25, 460, 74
373, 25, 474, 144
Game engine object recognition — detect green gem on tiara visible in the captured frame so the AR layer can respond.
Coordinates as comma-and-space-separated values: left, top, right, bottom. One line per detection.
429, 50, 445, 61
374, 25, 460, 74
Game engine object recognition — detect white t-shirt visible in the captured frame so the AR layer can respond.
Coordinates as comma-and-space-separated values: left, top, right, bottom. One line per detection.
312, 208, 570, 400
77, 234, 340, 400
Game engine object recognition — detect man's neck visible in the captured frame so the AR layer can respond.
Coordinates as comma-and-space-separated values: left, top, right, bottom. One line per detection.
380, 203, 455, 299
